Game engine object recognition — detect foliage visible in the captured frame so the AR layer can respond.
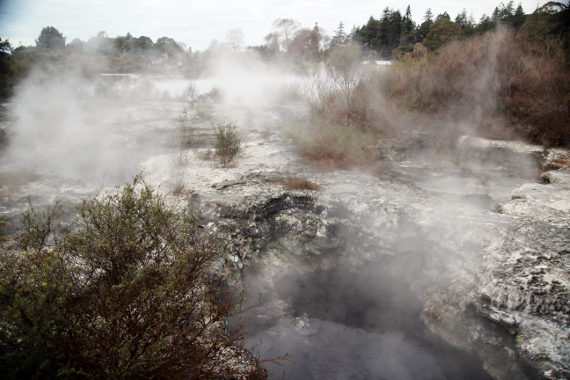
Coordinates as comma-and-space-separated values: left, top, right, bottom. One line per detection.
0, 44, 16, 98
288, 24, 327, 63
155, 37, 184, 57
352, 2, 533, 59
0, 38, 12, 53
35, 26, 66, 50
0, 175, 265, 379
422, 18, 462, 50
0, 221, 5, 243
213, 124, 242, 167
518, 1, 570, 57
270, 18, 301, 52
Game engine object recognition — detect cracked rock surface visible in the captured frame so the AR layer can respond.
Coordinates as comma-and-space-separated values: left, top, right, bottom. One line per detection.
141, 129, 569, 380
2, 99, 568, 379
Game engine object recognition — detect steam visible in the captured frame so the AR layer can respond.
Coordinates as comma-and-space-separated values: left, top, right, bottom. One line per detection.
4, 68, 173, 186
0, 30, 542, 380
252, 320, 445, 380
244, 260, 493, 380
199, 51, 299, 108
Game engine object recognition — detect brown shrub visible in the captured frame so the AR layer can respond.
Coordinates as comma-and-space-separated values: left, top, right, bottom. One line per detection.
172, 182, 185, 195
287, 122, 378, 170
382, 30, 570, 147
279, 177, 321, 191
502, 38, 570, 147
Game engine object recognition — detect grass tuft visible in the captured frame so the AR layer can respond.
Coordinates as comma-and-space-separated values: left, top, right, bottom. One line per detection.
279, 177, 321, 191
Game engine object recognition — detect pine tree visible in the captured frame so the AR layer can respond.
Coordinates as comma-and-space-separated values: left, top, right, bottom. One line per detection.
424, 8, 434, 22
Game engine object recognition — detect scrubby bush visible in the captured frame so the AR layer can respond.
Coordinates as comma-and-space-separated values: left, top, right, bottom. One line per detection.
381, 29, 570, 146
0, 175, 265, 379
214, 123, 242, 167
287, 121, 378, 170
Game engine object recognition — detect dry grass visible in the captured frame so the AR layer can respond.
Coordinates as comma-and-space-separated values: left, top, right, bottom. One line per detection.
172, 183, 185, 196
552, 159, 570, 166
535, 165, 560, 180
278, 177, 321, 191
287, 122, 378, 170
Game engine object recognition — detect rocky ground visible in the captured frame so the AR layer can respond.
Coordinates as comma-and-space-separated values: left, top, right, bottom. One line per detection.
1, 99, 569, 379
143, 120, 569, 379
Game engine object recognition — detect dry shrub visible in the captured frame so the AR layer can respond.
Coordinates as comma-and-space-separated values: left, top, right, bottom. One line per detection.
502, 38, 570, 147
349, 78, 409, 137
197, 148, 213, 160
279, 177, 321, 191
384, 32, 514, 130
382, 29, 570, 147
172, 182, 185, 195
552, 159, 570, 166
288, 122, 377, 170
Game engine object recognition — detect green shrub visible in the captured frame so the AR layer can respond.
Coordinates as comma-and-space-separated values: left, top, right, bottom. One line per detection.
0, 175, 264, 379
178, 107, 194, 152
213, 123, 242, 167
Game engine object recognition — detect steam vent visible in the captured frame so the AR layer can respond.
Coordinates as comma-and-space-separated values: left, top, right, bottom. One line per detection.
1, 10, 570, 378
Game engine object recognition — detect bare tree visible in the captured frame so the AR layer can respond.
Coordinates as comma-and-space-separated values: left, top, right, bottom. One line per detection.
272, 18, 301, 51
326, 44, 363, 126
225, 28, 244, 51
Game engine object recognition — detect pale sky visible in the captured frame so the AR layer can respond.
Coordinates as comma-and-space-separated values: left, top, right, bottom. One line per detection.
0, 0, 547, 51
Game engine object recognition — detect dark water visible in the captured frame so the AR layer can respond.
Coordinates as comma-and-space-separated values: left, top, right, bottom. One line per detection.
245, 265, 493, 380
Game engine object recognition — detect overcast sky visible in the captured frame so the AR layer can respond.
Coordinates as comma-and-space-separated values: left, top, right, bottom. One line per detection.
0, 0, 547, 51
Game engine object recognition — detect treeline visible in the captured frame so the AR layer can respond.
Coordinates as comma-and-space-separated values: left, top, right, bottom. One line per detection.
0, 28, 199, 98
353, 1, 528, 59
250, 1, 537, 62
1, 2, 569, 100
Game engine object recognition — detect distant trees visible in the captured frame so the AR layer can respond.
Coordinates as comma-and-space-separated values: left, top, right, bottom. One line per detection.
330, 22, 349, 49
288, 23, 326, 62
225, 29, 245, 51
114, 34, 155, 54
0, 26, 196, 98
0, 38, 12, 53
422, 17, 462, 51
135, 36, 154, 50
35, 26, 66, 49
255, 18, 332, 63
0, 3, 565, 99
455, 9, 476, 37
351, 2, 533, 59
271, 18, 301, 51
415, 10, 434, 45
354, 7, 421, 59
155, 36, 183, 57
0, 39, 16, 98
